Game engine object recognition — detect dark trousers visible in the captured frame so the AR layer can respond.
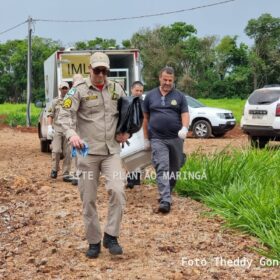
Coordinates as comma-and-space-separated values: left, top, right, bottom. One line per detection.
151, 138, 184, 203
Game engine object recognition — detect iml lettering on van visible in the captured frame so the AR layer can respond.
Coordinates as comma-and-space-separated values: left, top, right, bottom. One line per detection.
61, 54, 90, 78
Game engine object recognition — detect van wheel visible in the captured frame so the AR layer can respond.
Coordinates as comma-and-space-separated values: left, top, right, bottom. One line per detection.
40, 139, 51, 153
249, 136, 269, 149
192, 120, 212, 138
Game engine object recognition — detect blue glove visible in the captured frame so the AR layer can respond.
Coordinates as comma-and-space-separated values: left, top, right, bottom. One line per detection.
72, 142, 89, 158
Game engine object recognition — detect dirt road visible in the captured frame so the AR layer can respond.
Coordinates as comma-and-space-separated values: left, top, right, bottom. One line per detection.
0, 127, 279, 279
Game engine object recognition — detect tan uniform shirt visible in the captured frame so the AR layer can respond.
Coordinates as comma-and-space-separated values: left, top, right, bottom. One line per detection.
47, 96, 64, 133
58, 78, 126, 155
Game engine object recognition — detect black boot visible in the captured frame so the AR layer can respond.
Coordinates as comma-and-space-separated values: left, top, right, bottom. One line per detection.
126, 175, 135, 189
126, 181, 134, 189
103, 232, 123, 255
126, 172, 141, 189
50, 170, 57, 179
86, 242, 101, 258
72, 177, 78, 186
63, 174, 73, 182
158, 201, 171, 214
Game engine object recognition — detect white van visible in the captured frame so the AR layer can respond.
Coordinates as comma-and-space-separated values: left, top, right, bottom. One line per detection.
38, 49, 151, 171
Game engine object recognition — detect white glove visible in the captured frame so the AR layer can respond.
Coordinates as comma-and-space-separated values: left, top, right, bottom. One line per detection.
47, 125, 55, 140
144, 139, 151, 150
178, 127, 189, 139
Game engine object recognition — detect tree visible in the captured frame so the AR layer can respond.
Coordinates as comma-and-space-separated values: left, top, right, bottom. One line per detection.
122, 39, 131, 48
245, 13, 280, 88
130, 22, 197, 89
75, 37, 117, 50
178, 36, 218, 97
211, 36, 253, 98
0, 37, 61, 103
31, 37, 61, 101
129, 22, 253, 98
0, 40, 28, 102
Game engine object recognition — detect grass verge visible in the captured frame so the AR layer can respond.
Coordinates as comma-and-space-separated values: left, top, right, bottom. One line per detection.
0, 103, 41, 127
176, 148, 280, 260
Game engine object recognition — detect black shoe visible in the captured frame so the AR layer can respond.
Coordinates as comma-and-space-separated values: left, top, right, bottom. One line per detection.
86, 242, 101, 258
50, 170, 57, 179
158, 201, 171, 213
63, 175, 73, 182
126, 172, 141, 189
158, 198, 173, 205
72, 178, 78, 186
126, 182, 134, 189
103, 232, 123, 255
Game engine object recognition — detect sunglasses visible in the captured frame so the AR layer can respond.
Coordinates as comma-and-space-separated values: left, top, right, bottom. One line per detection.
61, 87, 68, 90
161, 96, 165, 106
92, 67, 108, 75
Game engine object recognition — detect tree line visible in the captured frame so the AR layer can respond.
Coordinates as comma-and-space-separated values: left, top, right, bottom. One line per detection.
0, 13, 279, 103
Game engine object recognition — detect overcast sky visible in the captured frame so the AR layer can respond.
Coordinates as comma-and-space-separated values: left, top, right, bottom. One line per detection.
0, 0, 279, 47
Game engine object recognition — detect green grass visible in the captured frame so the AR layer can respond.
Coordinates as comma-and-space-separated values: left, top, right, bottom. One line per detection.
175, 148, 280, 260
0, 103, 41, 127
0, 99, 245, 127
198, 98, 246, 124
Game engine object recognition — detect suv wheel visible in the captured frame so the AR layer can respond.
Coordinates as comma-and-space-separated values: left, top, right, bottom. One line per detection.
192, 120, 212, 138
249, 136, 269, 149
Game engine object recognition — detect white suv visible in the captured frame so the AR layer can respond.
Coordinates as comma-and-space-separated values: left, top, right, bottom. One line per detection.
186, 96, 236, 138
241, 85, 280, 148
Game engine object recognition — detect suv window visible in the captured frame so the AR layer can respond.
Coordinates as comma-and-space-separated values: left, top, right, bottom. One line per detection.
186, 96, 206, 108
248, 89, 280, 105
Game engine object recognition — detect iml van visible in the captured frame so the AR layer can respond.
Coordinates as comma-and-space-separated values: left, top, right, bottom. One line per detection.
37, 48, 150, 172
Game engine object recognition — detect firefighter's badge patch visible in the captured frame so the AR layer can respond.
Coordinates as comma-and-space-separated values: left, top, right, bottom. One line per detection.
66, 87, 76, 96
63, 98, 72, 109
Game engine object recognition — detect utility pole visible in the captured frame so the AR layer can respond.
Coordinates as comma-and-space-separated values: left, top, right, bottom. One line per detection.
26, 16, 32, 127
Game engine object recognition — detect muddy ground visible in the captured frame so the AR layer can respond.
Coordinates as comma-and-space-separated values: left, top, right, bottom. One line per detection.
0, 126, 280, 280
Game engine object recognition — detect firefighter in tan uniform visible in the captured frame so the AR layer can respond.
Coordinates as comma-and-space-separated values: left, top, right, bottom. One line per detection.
47, 82, 72, 182
58, 52, 129, 258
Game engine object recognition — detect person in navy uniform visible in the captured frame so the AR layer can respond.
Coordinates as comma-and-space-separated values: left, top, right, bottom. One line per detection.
143, 67, 189, 213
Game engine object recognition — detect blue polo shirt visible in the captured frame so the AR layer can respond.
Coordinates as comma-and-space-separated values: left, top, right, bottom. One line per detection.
143, 87, 188, 139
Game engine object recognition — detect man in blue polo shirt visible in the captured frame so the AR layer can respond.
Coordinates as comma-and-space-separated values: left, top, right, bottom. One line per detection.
143, 66, 189, 213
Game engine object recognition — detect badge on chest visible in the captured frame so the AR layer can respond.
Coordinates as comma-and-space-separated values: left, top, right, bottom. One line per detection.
85, 95, 98, 101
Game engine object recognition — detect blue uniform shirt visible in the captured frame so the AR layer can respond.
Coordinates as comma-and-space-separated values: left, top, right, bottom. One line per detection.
143, 87, 188, 139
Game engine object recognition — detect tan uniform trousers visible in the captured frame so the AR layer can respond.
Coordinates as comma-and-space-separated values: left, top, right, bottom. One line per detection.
78, 153, 126, 244
51, 131, 72, 175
